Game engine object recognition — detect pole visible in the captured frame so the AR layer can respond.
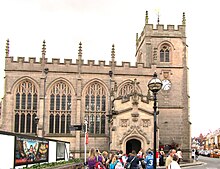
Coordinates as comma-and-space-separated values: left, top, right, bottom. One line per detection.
108, 71, 113, 152
42, 68, 48, 136
84, 120, 88, 168
43, 77, 46, 136
153, 92, 157, 169
109, 77, 111, 152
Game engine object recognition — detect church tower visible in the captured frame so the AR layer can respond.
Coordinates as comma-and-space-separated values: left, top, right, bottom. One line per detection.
136, 11, 190, 159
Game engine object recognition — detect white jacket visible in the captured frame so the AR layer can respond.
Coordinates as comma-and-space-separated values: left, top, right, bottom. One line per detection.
168, 161, 181, 169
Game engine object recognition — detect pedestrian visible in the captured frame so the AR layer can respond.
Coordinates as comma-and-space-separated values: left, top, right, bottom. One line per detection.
145, 151, 153, 169
159, 148, 165, 166
106, 152, 115, 168
195, 149, 199, 161
102, 151, 109, 168
87, 148, 97, 169
156, 149, 159, 166
191, 149, 195, 161
165, 149, 176, 169
138, 148, 144, 158
94, 148, 105, 169
126, 150, 143, 169
95, 148, 103, 163
176, 148, 182, 164
168, 154, 181, 169
109, 154, 118, 169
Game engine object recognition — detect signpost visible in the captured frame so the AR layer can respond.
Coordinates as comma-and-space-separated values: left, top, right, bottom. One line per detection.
69, 124, 82, 131
69, 123, 88, 168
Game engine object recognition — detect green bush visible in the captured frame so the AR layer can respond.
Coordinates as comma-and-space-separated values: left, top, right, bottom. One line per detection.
22, 159, 83, 169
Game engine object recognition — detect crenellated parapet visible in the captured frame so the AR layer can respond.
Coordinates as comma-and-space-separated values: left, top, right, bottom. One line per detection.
136, 24, 186, 48
5, 54, 158, 76
136, 11, 186, 49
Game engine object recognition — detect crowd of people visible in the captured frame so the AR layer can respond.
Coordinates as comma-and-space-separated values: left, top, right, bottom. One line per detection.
86, 147, 183, 169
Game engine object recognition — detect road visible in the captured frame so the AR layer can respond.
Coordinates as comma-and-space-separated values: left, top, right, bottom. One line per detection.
184, 156, 220, 169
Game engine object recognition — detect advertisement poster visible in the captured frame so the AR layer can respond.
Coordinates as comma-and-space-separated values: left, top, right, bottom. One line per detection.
15, 136, 49, 166
56, 142, 65, 160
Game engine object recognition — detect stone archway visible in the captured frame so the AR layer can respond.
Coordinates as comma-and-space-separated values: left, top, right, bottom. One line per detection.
126, 139, 141, 155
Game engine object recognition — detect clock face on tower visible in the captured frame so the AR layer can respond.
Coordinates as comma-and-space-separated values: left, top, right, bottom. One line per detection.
162, 79, 172, 90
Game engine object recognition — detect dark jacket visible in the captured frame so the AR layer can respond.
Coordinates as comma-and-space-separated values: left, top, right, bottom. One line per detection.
127, 155, 144, 169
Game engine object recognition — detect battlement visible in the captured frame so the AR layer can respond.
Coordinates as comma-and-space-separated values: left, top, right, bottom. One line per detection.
136, 11, 187, 49
136, 24, 186, 48
5, 55, 154, 75
5, 56, 138, 66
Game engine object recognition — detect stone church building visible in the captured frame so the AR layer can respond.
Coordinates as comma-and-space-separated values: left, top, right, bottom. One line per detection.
0, 12, 191, 160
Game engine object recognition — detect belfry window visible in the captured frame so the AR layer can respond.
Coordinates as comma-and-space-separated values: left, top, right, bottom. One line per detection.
160, 45, 170, 62
14, 80, 38, 134
49, 81, 72, 134
84, 82, 106, 134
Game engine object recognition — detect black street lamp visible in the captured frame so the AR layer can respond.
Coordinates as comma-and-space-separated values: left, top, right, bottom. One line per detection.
148, 72, 162, 169
108, 70, 113, 152
34, 116, 39, 136
43, 68, 49, 136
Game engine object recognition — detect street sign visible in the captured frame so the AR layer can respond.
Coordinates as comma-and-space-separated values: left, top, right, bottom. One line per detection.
69, 125, 82, 131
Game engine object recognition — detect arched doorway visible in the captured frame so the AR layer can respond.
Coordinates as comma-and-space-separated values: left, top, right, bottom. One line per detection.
126, 139, 141, 155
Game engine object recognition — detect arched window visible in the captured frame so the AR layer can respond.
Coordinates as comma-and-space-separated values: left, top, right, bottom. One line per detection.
66, 114, 71, 133
55, 114, 60, 133
32, 114, 37, 134
14, 80, 38, 134
160, 45, 170, 62
27, 93, 32, 109
49, 81, 72, 134
20, 113, 25, 133
14, 113, 19, 132
84, 82, 106, 134
49, 114, 54, 133
26, 113, 31, 133
33, 94, 37, 110
61, 114, 65, 133
118, 81, 141, 97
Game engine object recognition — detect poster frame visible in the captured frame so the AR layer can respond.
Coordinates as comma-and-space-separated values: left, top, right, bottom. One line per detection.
14, 135, 49, 167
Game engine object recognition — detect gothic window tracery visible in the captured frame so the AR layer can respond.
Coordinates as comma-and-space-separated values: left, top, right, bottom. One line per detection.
84, 82, 106, 134
118, 81, 141, 99
49, 81, 72, 134
160, 45, 170, 62
14, 80, 38, 133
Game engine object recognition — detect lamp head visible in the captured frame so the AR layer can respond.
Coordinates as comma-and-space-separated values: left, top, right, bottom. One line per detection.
109, 71, 113, 78
34, 116, 39, 124
148, 72, 162, 93
44, 68, 49, 75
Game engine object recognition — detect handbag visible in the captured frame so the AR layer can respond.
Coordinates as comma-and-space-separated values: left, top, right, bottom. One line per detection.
125, 157, 135, 169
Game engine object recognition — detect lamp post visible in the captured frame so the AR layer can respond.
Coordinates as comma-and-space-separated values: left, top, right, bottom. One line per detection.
34, 116, 39, 136
148, 72, 162, 169
84, 118, 88, 168
43, 68, 49, 136
108, 70, 113, 152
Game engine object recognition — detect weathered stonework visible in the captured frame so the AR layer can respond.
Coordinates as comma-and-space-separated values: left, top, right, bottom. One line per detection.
0, 12, 190, 161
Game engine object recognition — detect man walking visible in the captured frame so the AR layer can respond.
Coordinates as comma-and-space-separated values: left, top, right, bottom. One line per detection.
165, 149, 176, 169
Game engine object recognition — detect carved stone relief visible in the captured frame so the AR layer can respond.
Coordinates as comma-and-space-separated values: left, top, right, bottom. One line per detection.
120, 119, 129, 127
142, 119, 151, 127
118, 125, 150, 144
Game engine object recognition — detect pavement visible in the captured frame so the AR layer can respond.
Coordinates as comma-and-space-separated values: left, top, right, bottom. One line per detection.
157, 161, 204, 168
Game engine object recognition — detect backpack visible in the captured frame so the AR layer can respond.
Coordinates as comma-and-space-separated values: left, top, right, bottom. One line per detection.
95, 161, 106, 169
114, 160, 124, 169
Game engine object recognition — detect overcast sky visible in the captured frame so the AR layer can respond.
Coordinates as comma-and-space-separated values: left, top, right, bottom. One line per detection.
0, 0, 220, 137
